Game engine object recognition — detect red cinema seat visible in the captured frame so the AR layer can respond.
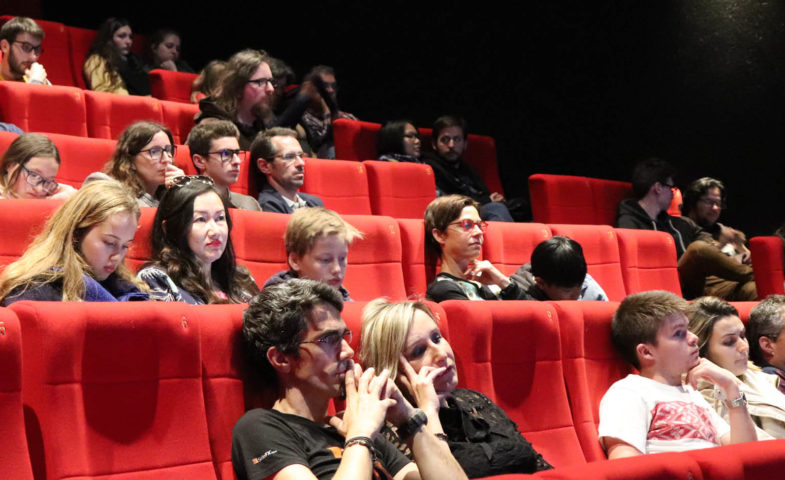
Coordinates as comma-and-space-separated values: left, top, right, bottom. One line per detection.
685, 438, 785, 480
552, 301, 631, 463
161, 99, 199, 144
534, 452, 703, 480
333, 118, 380, 161
45, 133, 117, 188
549, 225, 627, 301
0, 199, 62, 270
125, 206, 157, 273
150, 69, 198, 103
481, 222, 552, 276
364, 160, 436, 219
301, 158, 372, 215
227, 153, 256, 197
397, 218, 433, 298
66, 26, 96, 90
0, 130, 19, 153
0, 308, 34, 480
0, 17, 75, 87
440, 300, 587, 468
230, 210, 290, 284
12, 301, 217, 480
85, 90, 164, 139
750, 236, 785, 297
529, 174, 632, 225
342, 214, 407, 301
0, 82, 88, 136
615, 228, 682, 296
729, 302, 758, 324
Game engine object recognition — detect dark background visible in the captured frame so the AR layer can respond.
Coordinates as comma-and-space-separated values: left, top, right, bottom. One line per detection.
11, 0, 785, 235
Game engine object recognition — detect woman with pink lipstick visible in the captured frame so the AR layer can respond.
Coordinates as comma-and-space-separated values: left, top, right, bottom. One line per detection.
84, 18, 150, 95
137, 176, 258, 304
688, 296, 785, 439
360, 298, 552, 476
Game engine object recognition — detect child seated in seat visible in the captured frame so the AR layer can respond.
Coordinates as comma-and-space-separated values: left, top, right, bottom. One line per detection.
598, 290, 757, 458
263, 207, 362, 301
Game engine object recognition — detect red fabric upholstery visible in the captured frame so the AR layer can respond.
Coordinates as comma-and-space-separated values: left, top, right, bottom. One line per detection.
301, 158, 372, 215
440, 300, 587, 468
160, 99, 199, 144
0, 82, 88, 136
553, 301, 631, 463
230, 210, 290, 284
534, 452, 703, 479
12, 301, 216, 480
529, 174, 632, 225
342, 214, 407, 300
0, 199, 62, 270
549, 225, 627, 301
0, 130, 19, 153
668, 188, 683, 216
615, 228, 682, 296
685, 439, 785, 480
481, 222, 552, 276
364, 160, 436, 219
149, 69, 198, 104
125, 207, 157, 273
0, 308, 34, 480
397, 218, 433, 297
333, 118, 380, 161
45, 133, 116, 187
730, 302, 758, 324
85, 90, 164, 139
750, 236, 785, 297
66, 26, 95, 90
226, 153, 256, 197
11, 19, 75, 87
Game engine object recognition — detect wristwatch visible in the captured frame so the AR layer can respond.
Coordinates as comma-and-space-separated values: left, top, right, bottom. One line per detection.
396, 409, 428, 440
724, 391, 747, 409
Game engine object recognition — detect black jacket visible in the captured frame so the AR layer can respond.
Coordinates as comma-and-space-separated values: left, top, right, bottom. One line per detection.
616, 199, 709, 258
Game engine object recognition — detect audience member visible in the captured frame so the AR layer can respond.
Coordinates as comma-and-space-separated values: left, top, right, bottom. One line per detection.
186, 120, 261, 210
267, 56, 295, 115
264, 207, 361, 301
687, 296, 785, 439
0, 133, 76, 199
360, 298, 552, 476
616, 159, 756, 300
377, 119, 423, 163
190, 59, 225, 103
233, 279, 468, 480
422, 115, 512, 222
251, 127, 323, 213
137, 176, 258, 304
0, 179, 148, 304
598, 290, 756, 458
0, 17, 49, 84
144, 28, 193, 73
299, 65, 357, 158
84, 18, 150, 95
749, 295, 785, 395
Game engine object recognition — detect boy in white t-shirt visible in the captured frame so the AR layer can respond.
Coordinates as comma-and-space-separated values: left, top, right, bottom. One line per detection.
598, 290, 757, 459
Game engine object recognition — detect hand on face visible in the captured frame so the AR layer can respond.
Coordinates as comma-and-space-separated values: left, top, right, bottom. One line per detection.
329, 364, 396, 439
685, 357, 739, 398
25, 61, 47, 83
397, 355, 444, 417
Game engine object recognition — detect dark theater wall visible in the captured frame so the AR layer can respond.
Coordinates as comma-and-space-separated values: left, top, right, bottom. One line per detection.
41, 1, 785, 234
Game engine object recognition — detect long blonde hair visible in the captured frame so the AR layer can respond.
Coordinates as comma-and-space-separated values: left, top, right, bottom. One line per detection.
0, 179, 141, 301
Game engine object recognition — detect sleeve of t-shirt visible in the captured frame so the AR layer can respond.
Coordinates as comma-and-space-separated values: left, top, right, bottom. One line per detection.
232, 410, 310, 480
373, 435, 412, 478
597, 380, 650, 455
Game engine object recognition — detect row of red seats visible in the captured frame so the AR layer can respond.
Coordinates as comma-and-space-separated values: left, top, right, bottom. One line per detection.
2, 299, 780, 480
0, 199, 683, 301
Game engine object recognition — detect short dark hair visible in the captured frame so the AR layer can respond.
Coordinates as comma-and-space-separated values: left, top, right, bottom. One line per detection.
185, 120, 239, 172
748, 295, 785, 366
682, 177, 725, 217
306, 65, 335, 78
377, 119, 416, 157
249, 127, 298, 163
686, 296, 739, 358
611, 290, 689, 369
432, 115, 467, 142
630, 157, 676, 200
0, 17, 44, 43
424, 194, 480, 257
530, 236, 587, 288
242, 279, 344, 387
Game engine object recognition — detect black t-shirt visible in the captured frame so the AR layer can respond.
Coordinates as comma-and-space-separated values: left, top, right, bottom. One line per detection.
232, 408, 410, 480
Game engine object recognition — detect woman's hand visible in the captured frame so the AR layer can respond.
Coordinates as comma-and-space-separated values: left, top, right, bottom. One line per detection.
49, 183, 77, 200
397, 355, 444, 417
163, 164, 185, 189
463, 260, 511, 289
328, 364, 396, 439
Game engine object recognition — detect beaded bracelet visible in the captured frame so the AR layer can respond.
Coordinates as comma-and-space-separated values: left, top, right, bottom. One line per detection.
435, 433, 449, 442
344, 435, 376, 461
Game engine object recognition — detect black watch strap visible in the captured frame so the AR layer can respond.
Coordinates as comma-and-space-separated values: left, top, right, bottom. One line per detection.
397, 408, 428, 440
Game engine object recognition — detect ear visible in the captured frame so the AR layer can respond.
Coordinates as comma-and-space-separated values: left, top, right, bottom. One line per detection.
266, 346, 293, 374
760, 336, 775, 359
257, 158, 272, 176
288, 252, 301, 273
431, 227, 447, 247
635, 342, 655, 366
192, 154, 207, 173
0, 39, 9, 54
534, 277, 547, 290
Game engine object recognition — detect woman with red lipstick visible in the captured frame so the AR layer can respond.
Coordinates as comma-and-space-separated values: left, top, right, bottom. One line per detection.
360, 299, 552, 476
84, 18, 150, 95
688, 296, 785, 439
0, 179, 148, 304
137, 176, 258, 304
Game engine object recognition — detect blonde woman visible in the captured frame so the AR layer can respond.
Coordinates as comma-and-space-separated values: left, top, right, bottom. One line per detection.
0, 133, 76, 199
0, 179, 148, 304
360, 298, 551, 477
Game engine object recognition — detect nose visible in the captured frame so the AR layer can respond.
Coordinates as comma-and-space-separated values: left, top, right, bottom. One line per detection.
739, 337, 749, 354
264, 81, 274, 94
687, 331, 698, 346
340, 339, 354, 360
430, 343, 448, 366
294, 156, 305, 168
231, 153, 242, 166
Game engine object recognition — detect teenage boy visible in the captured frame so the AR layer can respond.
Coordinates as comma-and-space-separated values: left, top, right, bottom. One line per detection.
263, 207, 362, 301
599, 290, 756, 458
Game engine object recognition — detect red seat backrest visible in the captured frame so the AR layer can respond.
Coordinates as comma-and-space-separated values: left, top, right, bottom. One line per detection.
230, 210, 290, 284
45, 133, 117, 187
0, 130, 19, 153
125, 206, 157, 273
301, 158, 372, 215
66, 26, 96, 90
342, 214, 407, 301
364, 160, 436, 219
397, 218, 433, 298
333, 118, 380, 161
0, 308, 34, 480
549, 224, 627, 301
440, 300, 587, 468
84, 90, 164, 139
750, 236, 785, 298
481, 222, 552, 276
685, 438, 785, 480
160, 99, 199, 144
12, 301, 217, 480
149, 69, 198, 104
6, 18, 75, 87
0, 82, 88, 136
615, 228, 682, 296
529, 173, 632, 225
0, 199, 63, 271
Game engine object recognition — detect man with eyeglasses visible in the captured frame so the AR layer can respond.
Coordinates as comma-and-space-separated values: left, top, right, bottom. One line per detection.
186, 121, 261, 211
0, 17, 50, 85
234, 279, 469, 480
251, 127, 324, 214
617, 159, 755, 300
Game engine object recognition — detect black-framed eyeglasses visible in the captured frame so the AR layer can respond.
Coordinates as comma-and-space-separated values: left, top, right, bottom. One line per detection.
247, 77, 274, 88
301, 329, 352, 349
169, 175, 215, 189
698, 197, 725, 209
13, 40, 43, 56
448, 219, 487, 232
138, 145, 176, 162
660, 181, 676, 190
208, 149, 245, 163
402, 132, 420, 140
274, 152, 305, 162
20, 164, 58, 194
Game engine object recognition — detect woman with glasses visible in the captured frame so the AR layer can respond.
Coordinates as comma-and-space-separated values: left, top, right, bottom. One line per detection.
137, 176, 259, 304
0, 179, 148, 304
93, 121, 184, 207
425, 195, 528, 302
0, 133, 76, 199
377, 120, 423, 163
84, 18, 149, 95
